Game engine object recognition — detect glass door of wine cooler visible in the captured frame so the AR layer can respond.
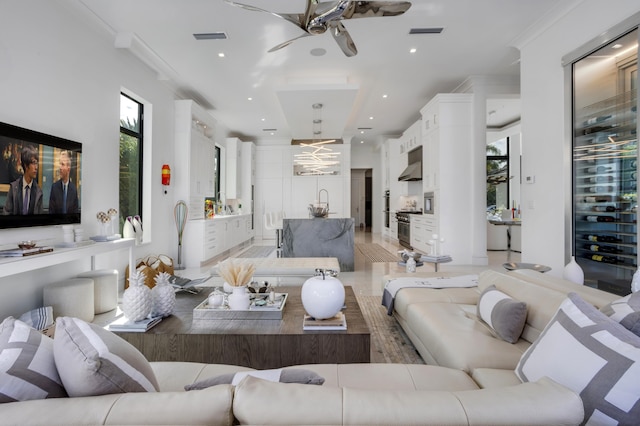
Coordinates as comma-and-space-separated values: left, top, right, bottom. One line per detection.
572, 28, 638, 296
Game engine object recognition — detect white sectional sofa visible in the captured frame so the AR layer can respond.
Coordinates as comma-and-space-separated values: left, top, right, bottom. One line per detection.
385, 268, 640, 425
390, 269, 619, 372
2, 269, 638, 425
0, 362, 583, 425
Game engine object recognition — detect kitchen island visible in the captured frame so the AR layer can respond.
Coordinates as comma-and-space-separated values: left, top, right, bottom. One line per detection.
281, 218, 355, 272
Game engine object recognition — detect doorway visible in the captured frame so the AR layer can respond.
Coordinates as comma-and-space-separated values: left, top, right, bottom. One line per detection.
351, 169, 372, 231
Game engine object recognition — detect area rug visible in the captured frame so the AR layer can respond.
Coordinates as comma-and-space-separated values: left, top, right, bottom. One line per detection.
234, 246, 275, 258
355, 295, 424, 364
356, 243, 399, 263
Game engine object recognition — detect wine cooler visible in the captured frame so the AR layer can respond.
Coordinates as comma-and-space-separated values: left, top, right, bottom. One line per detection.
571, 27, 638, 295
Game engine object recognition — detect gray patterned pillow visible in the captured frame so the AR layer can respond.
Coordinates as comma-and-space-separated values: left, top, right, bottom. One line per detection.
53, 317, 159, 397
477, 285, 527, 343
185, 368, 325, 390
600, 292, 640, 337
0, 317, 67, 403
516, 293, 640, 425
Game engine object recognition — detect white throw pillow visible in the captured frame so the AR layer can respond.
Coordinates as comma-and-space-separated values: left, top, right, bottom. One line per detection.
477, 285, 527, 343
0, 317, 67, 403
516, 293, 640, 425
600, 292, 640, 338
53, 316, 159, 397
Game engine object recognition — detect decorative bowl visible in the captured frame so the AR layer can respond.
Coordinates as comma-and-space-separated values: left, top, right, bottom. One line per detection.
399, 251, 422, 263
18, 240, 37, 250
308, 204, 329, 218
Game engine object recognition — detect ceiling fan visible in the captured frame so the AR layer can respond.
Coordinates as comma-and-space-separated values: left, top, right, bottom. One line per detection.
224, 0, 412, 57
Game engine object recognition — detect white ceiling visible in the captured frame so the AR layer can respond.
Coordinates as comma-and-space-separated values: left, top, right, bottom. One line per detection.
73, 0, 569, 143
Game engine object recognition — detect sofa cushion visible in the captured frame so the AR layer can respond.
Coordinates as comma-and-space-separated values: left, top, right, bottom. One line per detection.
53, 317, 159, 397
185, 368, 325, 390
0, 317, 67, 403
516, 293, 640, 425
600, 292, 640, 338
477, 285, 527, 343
18, 306, 54, 331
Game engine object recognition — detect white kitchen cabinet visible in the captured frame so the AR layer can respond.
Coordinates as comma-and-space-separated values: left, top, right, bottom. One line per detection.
411, 215, 437, 255
241, 141, 255, 216
225, 137, 242, 199
174, 99, 217, 220
182, 214, 253, 267
389, 214, 398, 240
419, 94, 473, 263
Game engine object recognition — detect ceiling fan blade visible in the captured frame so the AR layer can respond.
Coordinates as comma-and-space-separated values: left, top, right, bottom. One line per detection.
267, 33, 312, 53
342, 1, 412, 19
223, 0, 305, 29
330, 21, 357, 57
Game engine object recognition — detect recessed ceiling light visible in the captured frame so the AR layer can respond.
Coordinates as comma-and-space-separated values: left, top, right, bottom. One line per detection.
261, 118, 265, 121
310, 48, 327, 56
360, 130, 365, 134
410, 48, 417, 54
360, 140, 364, 144
218, 52, 225, 58
369, 116, 374, 120
247, 97, 252, 101
612, 44, 623, 49
382, 94, 388, 99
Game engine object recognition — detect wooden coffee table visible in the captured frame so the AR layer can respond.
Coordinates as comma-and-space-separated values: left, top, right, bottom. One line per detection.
113, 286, 370, 369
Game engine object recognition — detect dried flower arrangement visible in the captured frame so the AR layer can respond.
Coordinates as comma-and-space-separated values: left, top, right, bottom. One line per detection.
216, 258, 255, 287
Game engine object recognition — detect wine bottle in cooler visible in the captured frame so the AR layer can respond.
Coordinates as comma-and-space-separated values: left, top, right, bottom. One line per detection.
588, 186, 614, 193
585, 215, 614, 222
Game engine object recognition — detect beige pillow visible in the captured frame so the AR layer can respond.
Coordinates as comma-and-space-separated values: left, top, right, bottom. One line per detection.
0, 317, 67, 403
53, 317, 159, 397
185, 368, 325, 390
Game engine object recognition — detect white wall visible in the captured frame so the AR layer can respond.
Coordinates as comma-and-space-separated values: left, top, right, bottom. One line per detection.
517, 0, 640, 275
0, 1, 179, 318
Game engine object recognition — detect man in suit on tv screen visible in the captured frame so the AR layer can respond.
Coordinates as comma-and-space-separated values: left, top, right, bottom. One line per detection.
3, 145, 43, 215
49, 150, 78, 214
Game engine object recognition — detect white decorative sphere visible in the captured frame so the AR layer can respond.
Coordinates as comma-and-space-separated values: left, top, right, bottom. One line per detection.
301, 273, 345, 320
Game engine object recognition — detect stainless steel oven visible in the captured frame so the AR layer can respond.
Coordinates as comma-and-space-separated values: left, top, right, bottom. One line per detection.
396, 212, 412, 249
383, 190, 390, 228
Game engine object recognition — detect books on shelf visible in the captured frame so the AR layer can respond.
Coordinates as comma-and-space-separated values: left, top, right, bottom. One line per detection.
303, 312, 347, 331
108, 315, 162, 333
0, 246, 54, 257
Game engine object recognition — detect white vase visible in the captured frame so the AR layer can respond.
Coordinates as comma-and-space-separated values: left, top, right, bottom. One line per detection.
631, 269, 640, 293
563, 256, 584, 285
132, 215, 143, 245
301, 272, 345, 320
123, 216, 135, 239
228, 286, 250, 310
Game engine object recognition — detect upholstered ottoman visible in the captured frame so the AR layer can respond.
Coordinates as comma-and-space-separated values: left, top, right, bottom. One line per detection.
43, 278, 95, 322
78, 269, 118, 314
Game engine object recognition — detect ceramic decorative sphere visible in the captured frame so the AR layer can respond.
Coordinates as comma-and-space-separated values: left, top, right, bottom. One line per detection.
301, 275, 345, 320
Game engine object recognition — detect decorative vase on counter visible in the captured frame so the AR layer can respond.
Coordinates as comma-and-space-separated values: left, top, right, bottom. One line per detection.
563, 256, 584, 285
123, 216, 135, 239
301, 268, 345, 320
228, 286, 250, 310
631, 268, 640, 293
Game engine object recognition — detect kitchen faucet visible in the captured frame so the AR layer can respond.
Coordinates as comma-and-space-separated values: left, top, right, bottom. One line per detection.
318, 189, 329, 212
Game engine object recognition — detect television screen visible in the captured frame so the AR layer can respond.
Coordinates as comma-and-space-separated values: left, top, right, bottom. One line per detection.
0, 121, 82, 229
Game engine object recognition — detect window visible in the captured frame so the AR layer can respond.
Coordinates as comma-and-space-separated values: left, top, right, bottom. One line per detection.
486, 137, 509, 214
214, 145, 221, 200
119, 93, 143, 227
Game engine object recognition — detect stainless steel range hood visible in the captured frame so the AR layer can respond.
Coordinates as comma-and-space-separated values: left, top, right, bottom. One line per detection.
398, 161, 422, 181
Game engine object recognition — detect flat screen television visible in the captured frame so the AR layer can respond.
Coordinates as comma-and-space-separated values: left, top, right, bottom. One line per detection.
0, 121, 82, 229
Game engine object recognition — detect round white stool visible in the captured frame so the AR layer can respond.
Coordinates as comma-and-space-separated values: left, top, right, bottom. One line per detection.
78, 269, 119, 314
43, 278, 95, 322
